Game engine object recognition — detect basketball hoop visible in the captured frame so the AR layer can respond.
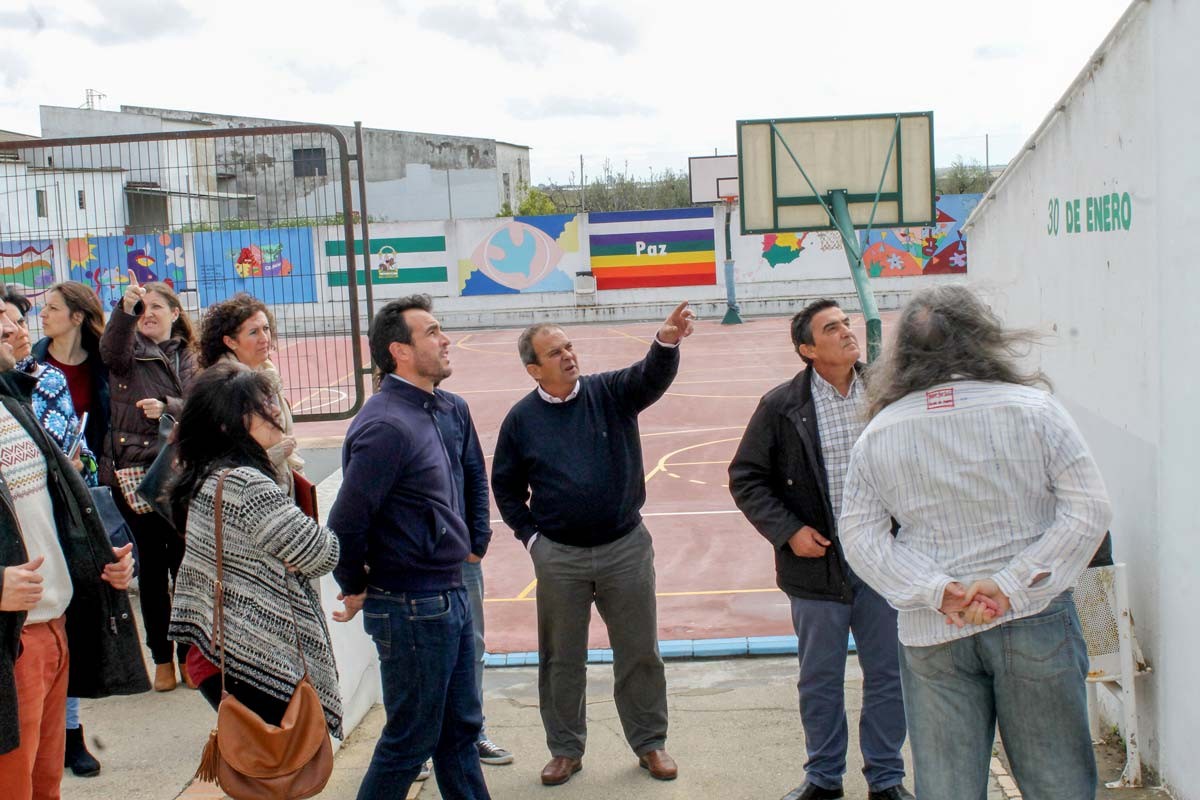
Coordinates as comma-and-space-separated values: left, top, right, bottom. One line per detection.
720, 195, 738, 207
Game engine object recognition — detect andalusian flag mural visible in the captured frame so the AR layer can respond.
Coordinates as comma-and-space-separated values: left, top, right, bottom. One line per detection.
587, 208, 717, 290
325, 226, 449, 289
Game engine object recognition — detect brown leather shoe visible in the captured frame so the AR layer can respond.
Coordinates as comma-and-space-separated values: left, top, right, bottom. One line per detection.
540, 756, 582, 786
153, 663, 177, 692
638, 749, 678, 780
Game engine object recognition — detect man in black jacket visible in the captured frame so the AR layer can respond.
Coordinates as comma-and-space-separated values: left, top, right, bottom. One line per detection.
0, 308, 147, 797
491, 302, 694, 787
728, 300, 911, 800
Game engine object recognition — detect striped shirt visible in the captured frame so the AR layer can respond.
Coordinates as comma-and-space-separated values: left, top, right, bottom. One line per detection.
809, 367, 866, 521
838, 381, 1111, 646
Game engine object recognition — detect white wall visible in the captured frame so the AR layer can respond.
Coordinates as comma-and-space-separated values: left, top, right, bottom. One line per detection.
964, 1, 1198, 794
0, 161, 127, 238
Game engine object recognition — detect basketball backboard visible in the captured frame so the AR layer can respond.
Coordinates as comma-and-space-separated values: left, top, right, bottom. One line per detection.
737, 112, 934, 234
688, 155, 739, 204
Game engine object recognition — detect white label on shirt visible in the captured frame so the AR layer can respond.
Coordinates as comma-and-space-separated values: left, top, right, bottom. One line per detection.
925, 388, 955, 411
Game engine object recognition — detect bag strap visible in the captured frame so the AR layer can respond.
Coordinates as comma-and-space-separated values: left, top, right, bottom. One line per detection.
210, 468, 310, 697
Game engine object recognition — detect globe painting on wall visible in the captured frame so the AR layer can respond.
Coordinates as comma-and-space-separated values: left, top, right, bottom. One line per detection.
458, 214, 579, 296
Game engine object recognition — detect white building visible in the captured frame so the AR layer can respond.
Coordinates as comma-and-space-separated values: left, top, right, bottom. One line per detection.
964, 1, 1198, 795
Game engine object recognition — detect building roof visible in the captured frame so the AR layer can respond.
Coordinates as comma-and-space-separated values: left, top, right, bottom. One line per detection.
0, 129, 39, 143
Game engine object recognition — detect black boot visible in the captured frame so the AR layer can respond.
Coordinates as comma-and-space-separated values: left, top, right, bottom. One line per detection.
65, 726, 101, 777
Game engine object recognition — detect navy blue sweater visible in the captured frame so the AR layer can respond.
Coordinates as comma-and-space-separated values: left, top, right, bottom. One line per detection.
329, 377, 470, 594
491, 341, 679, 548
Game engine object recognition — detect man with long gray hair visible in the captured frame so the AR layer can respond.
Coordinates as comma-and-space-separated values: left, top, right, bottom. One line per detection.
839, 285, 1111, 800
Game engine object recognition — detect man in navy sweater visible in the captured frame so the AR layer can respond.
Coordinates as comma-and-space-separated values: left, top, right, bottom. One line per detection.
491, 302, 695, 787
329, 295, 490, 800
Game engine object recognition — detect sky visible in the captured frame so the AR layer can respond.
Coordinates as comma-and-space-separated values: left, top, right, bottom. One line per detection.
0, 0, 1135, 186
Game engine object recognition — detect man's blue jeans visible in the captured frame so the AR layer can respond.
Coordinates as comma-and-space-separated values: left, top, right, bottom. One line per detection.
356, 587, 490, 800
789, 570, 907, 792
899, 592, 1096, 800
462, 559, 488, 739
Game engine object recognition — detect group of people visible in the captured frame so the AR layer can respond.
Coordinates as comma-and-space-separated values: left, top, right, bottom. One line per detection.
1, 279, 1111, 800
0, 272, 315, 797
729, 289, 1111, 800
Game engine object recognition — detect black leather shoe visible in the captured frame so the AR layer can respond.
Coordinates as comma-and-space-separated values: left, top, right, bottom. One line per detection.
868, 785, 915, 800
780, 781, 844, 800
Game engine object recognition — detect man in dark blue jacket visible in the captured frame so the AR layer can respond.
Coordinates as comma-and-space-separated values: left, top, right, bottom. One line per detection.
491, 302, 694, 787
329, 295, 490, 800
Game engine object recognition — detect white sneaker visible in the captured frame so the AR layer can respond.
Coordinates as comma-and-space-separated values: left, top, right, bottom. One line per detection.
476, 737, 514, 765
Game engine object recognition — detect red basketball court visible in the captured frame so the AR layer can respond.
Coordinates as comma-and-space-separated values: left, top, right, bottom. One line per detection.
286, 311, 891, 653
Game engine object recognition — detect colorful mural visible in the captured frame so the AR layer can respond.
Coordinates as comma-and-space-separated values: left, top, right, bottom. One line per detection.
325, 233, 449, 288
858, 193, 981, 277
588, 208, 716, 290
193, 228, 317, 306
65, 234, 187, 310
458, 215, 579, 296
761, 232, 809, 268
0, 240, 55, 293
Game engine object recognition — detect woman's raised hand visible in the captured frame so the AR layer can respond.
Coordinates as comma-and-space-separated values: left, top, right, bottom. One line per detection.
122, 270, 147, 315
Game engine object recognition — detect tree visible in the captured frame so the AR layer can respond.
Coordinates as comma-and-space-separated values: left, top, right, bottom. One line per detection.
517, 187, 558, 216
498, 185, 558, 217
534, 160, 693, 213
937, 157, 995, 194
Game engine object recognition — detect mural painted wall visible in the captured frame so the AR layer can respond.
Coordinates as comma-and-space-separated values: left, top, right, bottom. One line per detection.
730, 194, 981, 284
588, 208, 716, 290
0, 240, 55, 295
321, 222, 450, 295
457, 214, 581, 296
858, 193, 980, 277
65, 233, 188, 310
193, 227, 318, 307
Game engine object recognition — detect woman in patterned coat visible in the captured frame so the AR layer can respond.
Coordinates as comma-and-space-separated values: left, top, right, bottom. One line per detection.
167, 362, 343, 737
1, 287, 105, 778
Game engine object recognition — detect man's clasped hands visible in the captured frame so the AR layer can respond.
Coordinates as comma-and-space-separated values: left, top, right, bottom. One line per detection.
938, 578, 1010, 628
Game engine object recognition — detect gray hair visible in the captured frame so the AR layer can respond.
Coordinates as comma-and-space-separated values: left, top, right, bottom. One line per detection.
866, 285, 1050, 418
517, 323, 562, 366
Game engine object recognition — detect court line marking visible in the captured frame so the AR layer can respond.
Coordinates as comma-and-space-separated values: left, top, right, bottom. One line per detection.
488, 509, 745, 525
668, 460, 730, 466
292, 388, 348, 414
455, 376, 777, 396
485, 587, 778, 603
642, 425, 744, 438
515, 579, 538, 600
608, 327, 653, 346
291, 363, 365, 412
646, 438, 742, 482
664, 392, 762, 399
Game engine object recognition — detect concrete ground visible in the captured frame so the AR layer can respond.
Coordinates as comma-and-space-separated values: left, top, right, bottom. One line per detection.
62, 654, 938, 800
59, 650, 1169, 800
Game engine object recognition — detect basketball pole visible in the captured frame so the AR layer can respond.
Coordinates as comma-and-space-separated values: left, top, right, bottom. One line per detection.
829, 190, 882, 361
721, 198, 743, 324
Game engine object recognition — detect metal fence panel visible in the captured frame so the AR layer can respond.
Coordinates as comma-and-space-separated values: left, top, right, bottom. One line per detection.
0, 125, 365, 421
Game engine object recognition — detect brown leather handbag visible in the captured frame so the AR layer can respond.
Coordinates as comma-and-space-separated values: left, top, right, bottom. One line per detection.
194, 470, 334, 800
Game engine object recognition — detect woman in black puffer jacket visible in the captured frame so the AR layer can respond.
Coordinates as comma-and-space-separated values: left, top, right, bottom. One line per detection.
99, 270, 199, 693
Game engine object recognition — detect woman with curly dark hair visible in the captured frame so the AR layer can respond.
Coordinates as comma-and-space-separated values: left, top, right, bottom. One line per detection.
198, 292, 303, 496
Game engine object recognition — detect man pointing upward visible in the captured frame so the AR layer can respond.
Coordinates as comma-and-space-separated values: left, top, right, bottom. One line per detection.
491, 302, 694, 787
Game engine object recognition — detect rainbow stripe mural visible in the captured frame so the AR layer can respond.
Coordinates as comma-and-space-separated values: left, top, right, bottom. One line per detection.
0, 240, 54, 291
588, 208, 716, 290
